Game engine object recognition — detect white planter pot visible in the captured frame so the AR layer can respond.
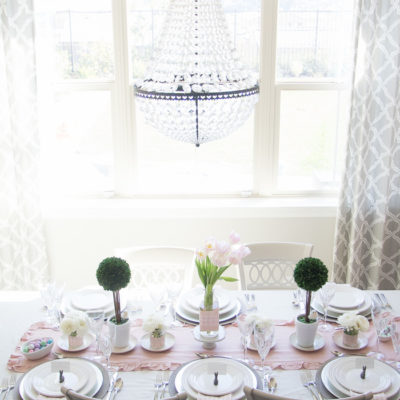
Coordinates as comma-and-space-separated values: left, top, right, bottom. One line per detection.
295, 315, 318, 348
108, 318, 130, 348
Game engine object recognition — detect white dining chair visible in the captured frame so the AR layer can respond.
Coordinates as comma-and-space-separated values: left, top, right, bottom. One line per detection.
239, 242, 313, 290
114, 246, 196, 290
243, 385, 373, 400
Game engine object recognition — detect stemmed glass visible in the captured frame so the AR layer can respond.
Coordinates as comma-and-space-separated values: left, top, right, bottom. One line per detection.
237, 315, 253, 365
99, 326, 115, 371
370, 297, 392, 361
167, 282, 183, 327
87, 310, 105, 359
254, 324, 274, 390
390, 316, 400, 370
318, 282, 336, 332
148, 284, 167, 312
40, 282, 65, 327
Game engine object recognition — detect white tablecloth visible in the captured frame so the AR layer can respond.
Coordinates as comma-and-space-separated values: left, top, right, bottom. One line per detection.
0, 289, 398, 400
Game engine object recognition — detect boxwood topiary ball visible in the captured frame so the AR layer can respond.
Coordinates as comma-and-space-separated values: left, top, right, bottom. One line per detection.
97, 257, 131, 291
294, 257, 328, 292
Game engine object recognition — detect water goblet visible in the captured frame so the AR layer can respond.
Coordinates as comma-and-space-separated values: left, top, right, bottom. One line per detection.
318, 282, 336, 332
148, 284, 167, 312
254, 324, 274, 390
237, 314, 253, 365
371, 297, 392, 361
87, 310, 105, 358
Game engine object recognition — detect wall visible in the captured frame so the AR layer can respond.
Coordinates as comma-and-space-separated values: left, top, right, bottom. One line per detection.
43, 198, 338, 289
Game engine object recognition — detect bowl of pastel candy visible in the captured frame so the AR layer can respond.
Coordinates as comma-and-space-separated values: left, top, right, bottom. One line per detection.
22, 337, 54, 360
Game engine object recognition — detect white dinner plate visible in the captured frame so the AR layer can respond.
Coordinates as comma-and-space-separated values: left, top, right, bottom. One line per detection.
33, 367, 87, 397
187, 359, 243, 396
328, 285, 365, 309
333, 358, 391, 394
57, 333, 95, 352
332, 330, 368, 350
321, 356, 400, 399
140, 332, 175, 352
20, 358, 102, 400
61, 288, 127, 318
70, 288, 112, 311
184, 288, 231, 311
176, 300, 241, 325
177, 358, 257, 400
289, 332, 325, 352
112, 334, 137, 354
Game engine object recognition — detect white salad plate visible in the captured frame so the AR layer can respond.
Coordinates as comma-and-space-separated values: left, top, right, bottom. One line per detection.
112, 334, 137, 354
57, 333, 95, 352
321, 356, 400, 399
140, 332, 175, 352
187, 360, 243, 396
289, 332, 325, 352
332, 330, 368, 350
70, 288, 112, 311
20, 358, 102, 400
329, 286, 365, 309
177, 358, 257, 400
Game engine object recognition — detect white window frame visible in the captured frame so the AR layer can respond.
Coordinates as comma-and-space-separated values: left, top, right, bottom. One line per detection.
52, 0, 349, 198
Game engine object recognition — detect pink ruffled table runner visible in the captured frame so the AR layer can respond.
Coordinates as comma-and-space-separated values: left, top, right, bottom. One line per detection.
7, 320, 395, 373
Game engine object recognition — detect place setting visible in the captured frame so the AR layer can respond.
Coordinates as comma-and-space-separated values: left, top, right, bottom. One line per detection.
13, 357, 109, 400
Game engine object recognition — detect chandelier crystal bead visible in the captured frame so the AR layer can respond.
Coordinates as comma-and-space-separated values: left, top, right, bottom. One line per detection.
134, 0, 259, 147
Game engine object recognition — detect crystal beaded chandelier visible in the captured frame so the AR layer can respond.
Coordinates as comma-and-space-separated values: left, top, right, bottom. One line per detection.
134, 0, 259, 147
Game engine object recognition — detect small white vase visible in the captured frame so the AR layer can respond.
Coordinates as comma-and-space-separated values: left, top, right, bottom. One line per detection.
343, 331, 358, 347
109, 318, 130, 348
295, 315, 318, 348
68, 335, 83, 349
150, 334, 165, 350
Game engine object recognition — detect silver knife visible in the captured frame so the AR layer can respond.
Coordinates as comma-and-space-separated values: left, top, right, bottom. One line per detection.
105, 372, 118, 400
379, 293, 393, 310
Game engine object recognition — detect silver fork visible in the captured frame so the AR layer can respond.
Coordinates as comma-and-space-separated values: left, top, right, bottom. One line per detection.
154, 372, 162, 400
159, 371, 170, 399
3, 375, 15, 400
0, 378, 8, 396
300, 372, 318, 400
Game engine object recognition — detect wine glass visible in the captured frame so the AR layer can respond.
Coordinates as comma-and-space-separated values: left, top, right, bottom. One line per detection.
148, 284, 167, 312
254, 324, 274, 389
318, 282, 336, 332
87, 310, 105, 358
390, 316, 400, 369
99, 327, 115, 371
167, 282, 183, 327
40, 282, 64, 327
237, 314, 253, 365
370, 297, 392, 361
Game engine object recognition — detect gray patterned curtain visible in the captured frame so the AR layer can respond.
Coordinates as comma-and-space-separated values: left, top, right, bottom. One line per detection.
333, 0, 400, 289
0, 0, 49, 289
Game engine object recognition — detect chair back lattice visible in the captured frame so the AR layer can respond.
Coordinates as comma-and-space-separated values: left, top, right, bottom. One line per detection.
239, 242, 313, 290
114, 246, 195, 289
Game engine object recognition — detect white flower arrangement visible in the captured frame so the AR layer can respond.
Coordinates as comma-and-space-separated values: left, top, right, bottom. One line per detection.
60, 311, 89, 337
245, 313, 273, 331
143, 313, 167, 338
338, 312, 369, 335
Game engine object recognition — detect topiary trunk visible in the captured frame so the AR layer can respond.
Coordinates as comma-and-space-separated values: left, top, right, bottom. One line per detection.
305, 290, 312, 323
113, 291, 121, 324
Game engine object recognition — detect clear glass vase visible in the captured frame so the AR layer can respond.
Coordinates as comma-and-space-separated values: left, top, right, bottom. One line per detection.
199, 285, 219, 338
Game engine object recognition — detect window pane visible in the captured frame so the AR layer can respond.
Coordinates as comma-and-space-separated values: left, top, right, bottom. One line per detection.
278, 90, 349, 191
128, 0, 260, 194
276, 0, 354, 80
53, 0, 114, 80
40, 91, 113, 195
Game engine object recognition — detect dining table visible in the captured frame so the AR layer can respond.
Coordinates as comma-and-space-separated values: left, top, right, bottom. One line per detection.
0, 288, 398, 400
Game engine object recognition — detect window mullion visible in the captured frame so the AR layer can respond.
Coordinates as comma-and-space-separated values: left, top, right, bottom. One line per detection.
253, 0, 278, 196
112, 0, 137, 196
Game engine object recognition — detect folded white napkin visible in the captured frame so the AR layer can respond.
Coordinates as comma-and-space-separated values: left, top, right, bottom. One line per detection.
197, 394, 232, 400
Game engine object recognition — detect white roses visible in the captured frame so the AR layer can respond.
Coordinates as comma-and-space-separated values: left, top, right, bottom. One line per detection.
338, 312, 369, 335
60, 311, 89, 337
143, 313, 167, 338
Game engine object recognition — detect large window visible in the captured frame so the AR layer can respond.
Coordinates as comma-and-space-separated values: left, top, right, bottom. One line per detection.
34, 0, 354, 197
